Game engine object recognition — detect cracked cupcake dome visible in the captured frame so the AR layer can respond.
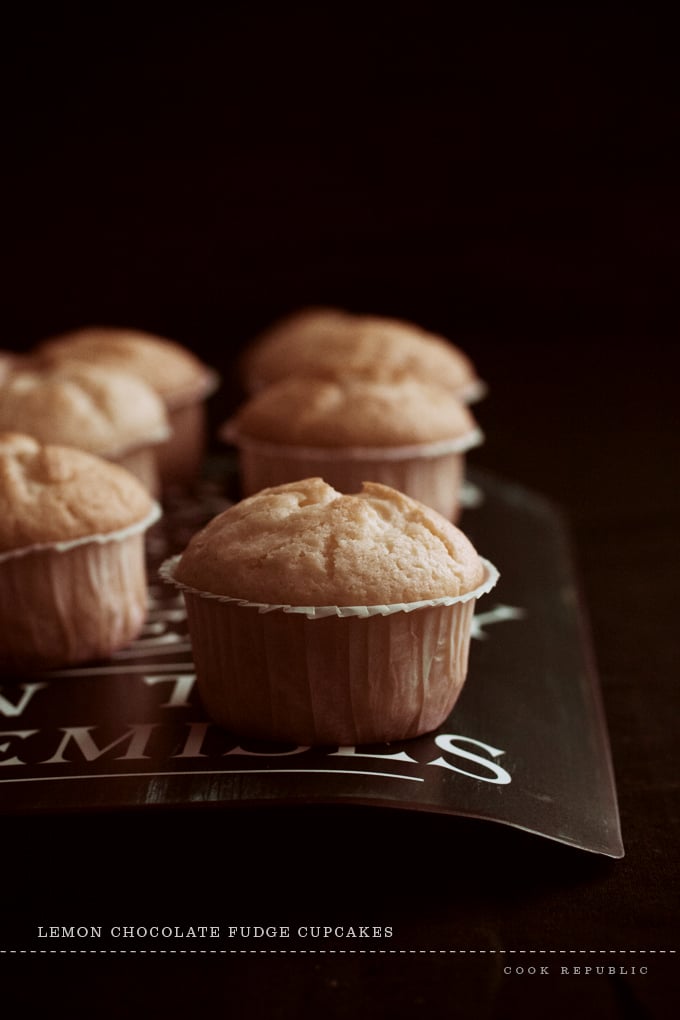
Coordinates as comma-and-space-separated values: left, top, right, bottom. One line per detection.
160, 478, 498, 745
173, 476, 486, 606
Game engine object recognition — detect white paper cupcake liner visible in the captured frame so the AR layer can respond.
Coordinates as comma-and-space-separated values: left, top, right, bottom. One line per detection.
159, 555, 499, 745
221, 424, 484, 462
0, 502, 162, 564
158, 554, 498, 618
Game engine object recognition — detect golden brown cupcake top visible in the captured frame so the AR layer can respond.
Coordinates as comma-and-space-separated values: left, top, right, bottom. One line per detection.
174, 477, 485, 606
225, 375, 480, 448
0, 433, 157, 553
0, 362, 170, 458
241, 307, 481, 397
37, 326, 216, 408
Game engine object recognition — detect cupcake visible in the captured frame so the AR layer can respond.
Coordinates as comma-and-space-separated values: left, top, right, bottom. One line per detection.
240, 307, 485, 403
160, 478, 498, 745
0, 362, 170, 495
36, 326, 219, 489
0, 433, 161, 671
221, 375, 483, 520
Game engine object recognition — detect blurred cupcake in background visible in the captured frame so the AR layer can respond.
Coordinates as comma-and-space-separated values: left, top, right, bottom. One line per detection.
221, 374, 483, 521
37, 326, 219, 490
240, 306, 485, 404
0, 362, 170, 495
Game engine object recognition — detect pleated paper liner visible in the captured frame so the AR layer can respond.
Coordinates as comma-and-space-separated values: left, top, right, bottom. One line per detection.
0, 503, 161, 672
221, 426, 484, 521
158, 555, 499, 745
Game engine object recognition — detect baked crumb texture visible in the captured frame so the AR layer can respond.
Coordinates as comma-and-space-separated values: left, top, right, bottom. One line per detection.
175, 477, 485, 607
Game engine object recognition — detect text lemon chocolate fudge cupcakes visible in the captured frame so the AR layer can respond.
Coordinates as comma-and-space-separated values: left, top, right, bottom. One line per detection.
0, 433, 160, 671
160, 477, 498, 745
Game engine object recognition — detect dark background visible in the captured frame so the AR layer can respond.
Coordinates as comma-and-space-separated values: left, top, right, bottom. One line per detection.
2, 4, 678, 1017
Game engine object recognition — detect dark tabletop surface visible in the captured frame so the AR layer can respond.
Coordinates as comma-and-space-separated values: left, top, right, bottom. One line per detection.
1, 6, 678, 1018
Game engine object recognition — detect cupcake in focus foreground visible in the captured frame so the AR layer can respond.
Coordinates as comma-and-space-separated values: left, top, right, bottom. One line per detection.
0, 433, 160, 671
160, 478, 498, 746
37, 326, 219, 489
221, 375, 483, 521
240, 306, 486, 403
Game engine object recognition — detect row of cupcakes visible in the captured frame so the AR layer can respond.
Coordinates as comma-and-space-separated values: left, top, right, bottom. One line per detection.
1, 310, 498, 747
0, 432, 498, 747
0, 327, 217, 670
2, 308, 485, 522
